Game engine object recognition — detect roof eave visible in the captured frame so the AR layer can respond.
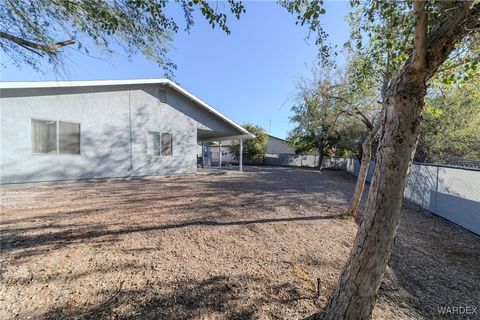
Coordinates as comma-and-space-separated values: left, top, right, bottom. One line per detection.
0, 78, 251, 136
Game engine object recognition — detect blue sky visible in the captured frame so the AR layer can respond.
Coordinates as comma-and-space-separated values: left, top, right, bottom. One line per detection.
0, 1, 350, 139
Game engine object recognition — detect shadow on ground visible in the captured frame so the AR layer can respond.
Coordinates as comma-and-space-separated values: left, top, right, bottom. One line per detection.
1, 166, 479, 319
39, 274, 321, 320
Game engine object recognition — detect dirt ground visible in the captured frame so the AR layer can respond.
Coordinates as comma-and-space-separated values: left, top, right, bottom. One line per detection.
1, 166, 479, 320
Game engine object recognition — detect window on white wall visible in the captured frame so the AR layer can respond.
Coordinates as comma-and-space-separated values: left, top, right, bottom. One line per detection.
146, 132, 172, 156
161, 133, 173, 156
147, 132, 161, 156
31, 119, 81, 154
59, 122, 81, 154
32, 119, 57, 154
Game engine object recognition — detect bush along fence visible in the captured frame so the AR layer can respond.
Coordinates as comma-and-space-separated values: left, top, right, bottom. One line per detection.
345, 159, 480, 236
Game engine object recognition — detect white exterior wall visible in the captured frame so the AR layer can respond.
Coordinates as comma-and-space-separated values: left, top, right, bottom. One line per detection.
0, 84, 240, 183
129, 86, 198, 177
266, 137, 296, 154
210, 146, 234, 164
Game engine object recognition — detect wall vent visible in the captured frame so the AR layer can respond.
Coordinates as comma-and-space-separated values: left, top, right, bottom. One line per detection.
158, 89, 167, 103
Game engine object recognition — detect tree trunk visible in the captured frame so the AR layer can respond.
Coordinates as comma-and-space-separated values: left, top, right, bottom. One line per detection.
345, 134, 373, 217
356, 146, 363, 163
317, 148, 325, 170
318, 72, 426, 319
346, 115, 382, 217
317, 2, 479, 319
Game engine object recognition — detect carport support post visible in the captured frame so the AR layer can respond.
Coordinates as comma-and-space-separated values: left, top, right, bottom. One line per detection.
201, 141, 205, 168
239, 139, 243, 172
219, 141, 222, 169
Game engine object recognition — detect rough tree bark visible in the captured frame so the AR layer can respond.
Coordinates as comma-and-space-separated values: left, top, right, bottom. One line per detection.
318, 1, 479, 319
320, 74, 426, 319
345, 120, 381, 217
332, 96, 382, 216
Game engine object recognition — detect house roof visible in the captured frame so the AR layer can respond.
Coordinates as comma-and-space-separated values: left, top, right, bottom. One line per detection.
268, 134, 288, 142
0, 78, 253, 138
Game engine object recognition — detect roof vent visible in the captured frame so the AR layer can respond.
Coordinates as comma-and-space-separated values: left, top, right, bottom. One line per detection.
158, 89, 166, 103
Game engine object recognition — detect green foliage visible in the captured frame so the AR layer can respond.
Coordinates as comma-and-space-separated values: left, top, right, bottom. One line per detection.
436, 40, 480, 85
287, 70, 345, 155
0, 0, 245, 75
229, 123, 268, 165
415, 76, 480, 163
282, 0, 479, 87
335, 118, 367, 160
279, 0, 333, 65
346, 0, 414, 86
288, 62, 381, 160
349, 1, 479, 89
283, 0, 479, 165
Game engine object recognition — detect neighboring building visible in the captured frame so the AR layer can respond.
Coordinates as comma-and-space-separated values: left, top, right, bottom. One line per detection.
266, 135, 296, 154
196, 141, 235, 166
207, 140, 235, 165
0, 79, 252, 183
206, 135, 297, 166
209, 135, 297, 166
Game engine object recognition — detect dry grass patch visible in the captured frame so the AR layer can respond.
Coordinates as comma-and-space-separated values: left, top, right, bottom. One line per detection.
1, 166, 478, 319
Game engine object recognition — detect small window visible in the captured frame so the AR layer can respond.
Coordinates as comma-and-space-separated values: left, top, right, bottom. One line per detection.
147, 132, 161, 156
161, 133, 173, 156
59, 122, 80, 154
158, 89, 166, 104
32, 119, 57, 154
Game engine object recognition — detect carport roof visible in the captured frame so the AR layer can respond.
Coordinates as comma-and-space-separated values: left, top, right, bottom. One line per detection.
0, 78, 254, 138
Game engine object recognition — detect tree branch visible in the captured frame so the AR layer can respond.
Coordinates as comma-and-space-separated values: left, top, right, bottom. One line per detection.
0, 31, 75, 55
329, 93, 376, 130
426, 1, 479, 78
413, 0, 428, 70
386, 1, 479, 98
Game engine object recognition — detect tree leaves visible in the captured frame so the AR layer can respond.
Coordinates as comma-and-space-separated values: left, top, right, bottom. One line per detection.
287, 70, 346, 154
279, 0, 333, 66
0, 0, 245, 76
416, 76, 480, 163
229, 123, 268, 165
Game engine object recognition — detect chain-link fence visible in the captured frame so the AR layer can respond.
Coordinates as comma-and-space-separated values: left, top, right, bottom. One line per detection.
345, 159, 480, 235
261, 155, 480, 234
264, 153, 347, 169
418, 157, 480, 169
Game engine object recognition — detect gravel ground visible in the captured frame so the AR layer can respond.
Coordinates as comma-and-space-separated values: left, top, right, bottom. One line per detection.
1, 166, 479, 320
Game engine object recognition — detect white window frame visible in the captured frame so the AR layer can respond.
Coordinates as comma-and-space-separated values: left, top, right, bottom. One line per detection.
146, 131, 161, 156
146, 131, 173, 156
31, 118, 58, 155
31, 119, 81, 156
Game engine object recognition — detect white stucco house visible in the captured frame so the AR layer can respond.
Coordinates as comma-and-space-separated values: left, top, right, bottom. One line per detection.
266, 135, 296, 154
0, 79, 253, 184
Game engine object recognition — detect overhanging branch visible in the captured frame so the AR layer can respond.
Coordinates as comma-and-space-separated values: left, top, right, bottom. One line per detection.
0, 31, 75, 56
426, 1, 480, 78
